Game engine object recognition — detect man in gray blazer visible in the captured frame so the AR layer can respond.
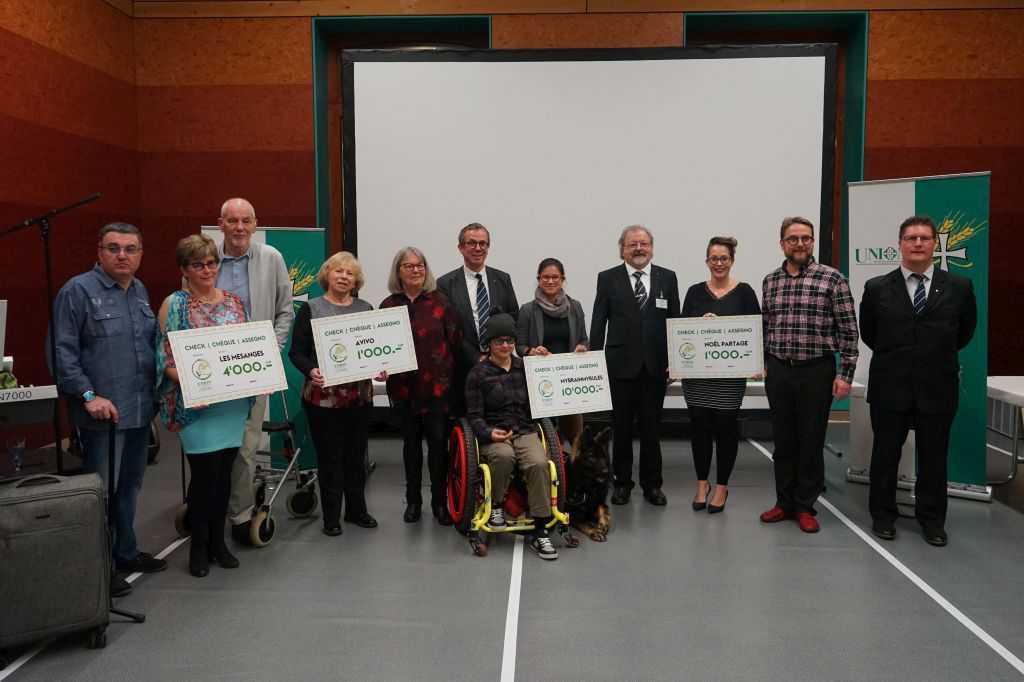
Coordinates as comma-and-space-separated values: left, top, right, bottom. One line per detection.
436, 222, 519, 413
215, 197, 295, 542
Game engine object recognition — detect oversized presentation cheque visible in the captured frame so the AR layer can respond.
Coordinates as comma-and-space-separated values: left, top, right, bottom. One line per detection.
523, 351, 613, 419
311, 306, 417, 387
668, 315, 764, 379
168, 320, 288, 408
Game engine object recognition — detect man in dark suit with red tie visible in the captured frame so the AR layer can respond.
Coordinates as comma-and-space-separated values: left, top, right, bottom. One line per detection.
860, 215, 977, 547
590, 225, 680, 506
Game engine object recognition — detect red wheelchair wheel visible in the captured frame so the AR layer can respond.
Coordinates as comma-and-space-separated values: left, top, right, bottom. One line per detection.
448, 418, 481, 534
539, 418, 567, 513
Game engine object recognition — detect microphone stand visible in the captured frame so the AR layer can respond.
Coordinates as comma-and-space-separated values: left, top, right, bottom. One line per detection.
0, 193, 100, 473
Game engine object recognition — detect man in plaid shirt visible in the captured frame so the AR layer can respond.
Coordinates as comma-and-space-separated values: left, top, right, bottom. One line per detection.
759, 217, 858, 534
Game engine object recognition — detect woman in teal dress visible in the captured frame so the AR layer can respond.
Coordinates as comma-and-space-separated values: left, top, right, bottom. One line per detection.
157, 234, 252, 577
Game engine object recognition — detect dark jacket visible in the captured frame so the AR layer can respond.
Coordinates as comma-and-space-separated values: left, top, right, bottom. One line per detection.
436, 266, 519, 367
860, 267, 976, 414
590, 263, 680, 379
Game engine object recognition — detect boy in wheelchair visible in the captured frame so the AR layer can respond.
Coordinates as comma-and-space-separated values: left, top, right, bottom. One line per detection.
465, 312, 559, 560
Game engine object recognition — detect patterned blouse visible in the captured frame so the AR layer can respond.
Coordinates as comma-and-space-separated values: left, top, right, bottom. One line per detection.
156, 289, 250, 432
289, 297, 374, 409
379, 290, 462, 415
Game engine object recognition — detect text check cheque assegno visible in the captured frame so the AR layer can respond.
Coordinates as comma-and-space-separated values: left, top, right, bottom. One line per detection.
311, 306, 418, 387
168, 320, 288, 408
524, 351, 613, 419
668, 315, 764, 380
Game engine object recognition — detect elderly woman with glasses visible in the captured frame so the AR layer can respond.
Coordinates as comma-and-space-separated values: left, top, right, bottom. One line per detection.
466, 311, 559, 561
289, 251, 382, 536
681, 236, 761, 515
379, 247, 462, 525
157, 234, 251, 577
515, 257, 589, 445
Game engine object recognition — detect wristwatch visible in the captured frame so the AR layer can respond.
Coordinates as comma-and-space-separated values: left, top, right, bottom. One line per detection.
82, 390, 96, 402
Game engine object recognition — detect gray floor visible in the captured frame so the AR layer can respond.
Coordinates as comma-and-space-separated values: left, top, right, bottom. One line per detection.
7, 423, 1024, 680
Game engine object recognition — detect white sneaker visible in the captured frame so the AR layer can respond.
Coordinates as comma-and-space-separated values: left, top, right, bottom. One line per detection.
489, 507, 506, 529
530, 532, 558, 560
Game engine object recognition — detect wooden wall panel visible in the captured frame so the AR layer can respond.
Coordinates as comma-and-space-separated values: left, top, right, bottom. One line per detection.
492, 13, 683, 48
134, 17, 312, 86
137, 84, 313, 152
0, 0, 135, 82
865, 8, 1024, 374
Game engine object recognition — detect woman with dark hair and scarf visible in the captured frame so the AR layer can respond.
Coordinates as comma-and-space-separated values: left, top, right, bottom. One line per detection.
515, 258, 589, 445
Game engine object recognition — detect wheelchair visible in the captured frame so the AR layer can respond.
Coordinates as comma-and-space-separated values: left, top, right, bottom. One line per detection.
447, 417, 578, 557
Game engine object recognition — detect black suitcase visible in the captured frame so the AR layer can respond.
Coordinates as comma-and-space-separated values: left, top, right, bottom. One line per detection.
0, 473, 110, 660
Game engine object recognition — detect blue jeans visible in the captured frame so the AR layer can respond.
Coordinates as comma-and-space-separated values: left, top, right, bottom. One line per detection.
80, 425, 149, 564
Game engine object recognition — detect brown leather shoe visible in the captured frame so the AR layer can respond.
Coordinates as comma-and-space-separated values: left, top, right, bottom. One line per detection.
759, 506, 793, 523
796, 512, 820, 533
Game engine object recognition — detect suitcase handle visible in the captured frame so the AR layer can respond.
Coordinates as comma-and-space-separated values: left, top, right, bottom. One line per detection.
11, 474, 67, 488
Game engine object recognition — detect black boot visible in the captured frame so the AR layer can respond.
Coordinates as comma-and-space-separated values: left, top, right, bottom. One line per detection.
208, 534, 240, 569
189, 533, 210, 577
432, 499, 453, 526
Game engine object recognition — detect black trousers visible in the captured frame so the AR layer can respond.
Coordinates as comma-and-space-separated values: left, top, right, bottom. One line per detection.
304, 401, 370, 525
609, 368, 667, 491
689, 405, 740, 485
869, 404, 954, 529
764, 355, 835, 515
393, 404, 450, 506
186, 447, 237, 553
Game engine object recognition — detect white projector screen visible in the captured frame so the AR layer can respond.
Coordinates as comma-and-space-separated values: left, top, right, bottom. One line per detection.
342, 46, 836, 339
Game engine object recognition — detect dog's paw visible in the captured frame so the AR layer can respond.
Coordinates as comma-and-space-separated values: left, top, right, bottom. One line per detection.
591, 530, 607, 542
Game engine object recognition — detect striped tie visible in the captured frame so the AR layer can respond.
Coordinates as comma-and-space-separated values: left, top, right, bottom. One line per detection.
633, 271, 648, 310
911, 273, 927, 314
475, 273, 490, 350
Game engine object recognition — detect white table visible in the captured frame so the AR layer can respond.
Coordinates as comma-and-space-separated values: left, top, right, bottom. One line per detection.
988, 376, 1024, 482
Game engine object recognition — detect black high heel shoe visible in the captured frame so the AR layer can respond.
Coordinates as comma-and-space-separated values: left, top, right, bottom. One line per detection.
692, 482, 711, 511
708, 489, 729, 514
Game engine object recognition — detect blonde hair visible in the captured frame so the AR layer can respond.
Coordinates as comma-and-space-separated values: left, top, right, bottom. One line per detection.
317, 251, 365, 293
387, 247, 436, 294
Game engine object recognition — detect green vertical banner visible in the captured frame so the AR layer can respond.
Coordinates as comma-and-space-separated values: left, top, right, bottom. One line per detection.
263, 228, 326, 470
915, 175, 989, 487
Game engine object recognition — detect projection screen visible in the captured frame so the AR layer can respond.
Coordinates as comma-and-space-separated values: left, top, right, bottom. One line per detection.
342, 46, 837, 405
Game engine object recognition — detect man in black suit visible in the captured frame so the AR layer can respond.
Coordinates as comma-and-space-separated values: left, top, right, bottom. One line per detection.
860, 215, 977, 547
437, 222, 519, 413
590, 225, 679, 506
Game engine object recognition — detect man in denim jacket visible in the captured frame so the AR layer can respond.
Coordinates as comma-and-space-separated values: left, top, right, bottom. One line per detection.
51, 222, 166, 597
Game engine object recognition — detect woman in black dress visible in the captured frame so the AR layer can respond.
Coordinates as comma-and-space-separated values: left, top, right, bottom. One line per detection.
681, 237, 761, 513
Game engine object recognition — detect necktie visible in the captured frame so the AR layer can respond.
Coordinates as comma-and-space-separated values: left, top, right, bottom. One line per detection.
911, 273, 927, 314
633, 271, 648, 310
475, 273, 490, 349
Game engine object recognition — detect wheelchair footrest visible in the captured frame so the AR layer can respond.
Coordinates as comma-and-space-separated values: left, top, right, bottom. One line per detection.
261, 421, 294, 434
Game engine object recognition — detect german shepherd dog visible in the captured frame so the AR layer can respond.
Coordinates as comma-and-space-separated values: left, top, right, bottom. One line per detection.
566, 426, 612, 541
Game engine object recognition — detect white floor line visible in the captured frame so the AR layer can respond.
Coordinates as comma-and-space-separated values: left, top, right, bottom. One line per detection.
748, 438, 1024, 676
0, 535, 188, 679
987, 443, 1013, 457
500, 535, 525, 682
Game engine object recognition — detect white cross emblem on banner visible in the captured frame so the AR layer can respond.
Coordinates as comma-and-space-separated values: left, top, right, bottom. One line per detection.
934, 232, 967, 271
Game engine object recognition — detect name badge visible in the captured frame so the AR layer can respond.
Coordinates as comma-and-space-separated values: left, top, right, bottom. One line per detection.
655, 298, 668, 309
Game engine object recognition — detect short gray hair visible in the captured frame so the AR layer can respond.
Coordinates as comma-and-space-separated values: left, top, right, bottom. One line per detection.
98, 222, 143, 248
387, 247, 437, 294
617, 224, 653, 254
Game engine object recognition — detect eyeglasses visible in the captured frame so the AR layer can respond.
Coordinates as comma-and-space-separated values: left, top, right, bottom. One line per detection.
706, 256, 732, 264
539, 275, 563, 283
462, 240, 489, 250
188, 260, 220, 271
491, 337, 515, 346
783, 236, 814, 245
401, 263, 426, 272
101, 245, 141, 256
901, 235, 935, 243
624, 242, 652, 250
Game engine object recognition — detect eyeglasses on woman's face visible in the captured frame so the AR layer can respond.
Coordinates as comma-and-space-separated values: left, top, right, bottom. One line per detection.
491, 337, 515, 347
400, 263, 426, 272
188, 260, 220, 271
706, 256, 732, 265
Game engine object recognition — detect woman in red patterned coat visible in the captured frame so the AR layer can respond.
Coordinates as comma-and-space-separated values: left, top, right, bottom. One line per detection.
380, 247, 462, 525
